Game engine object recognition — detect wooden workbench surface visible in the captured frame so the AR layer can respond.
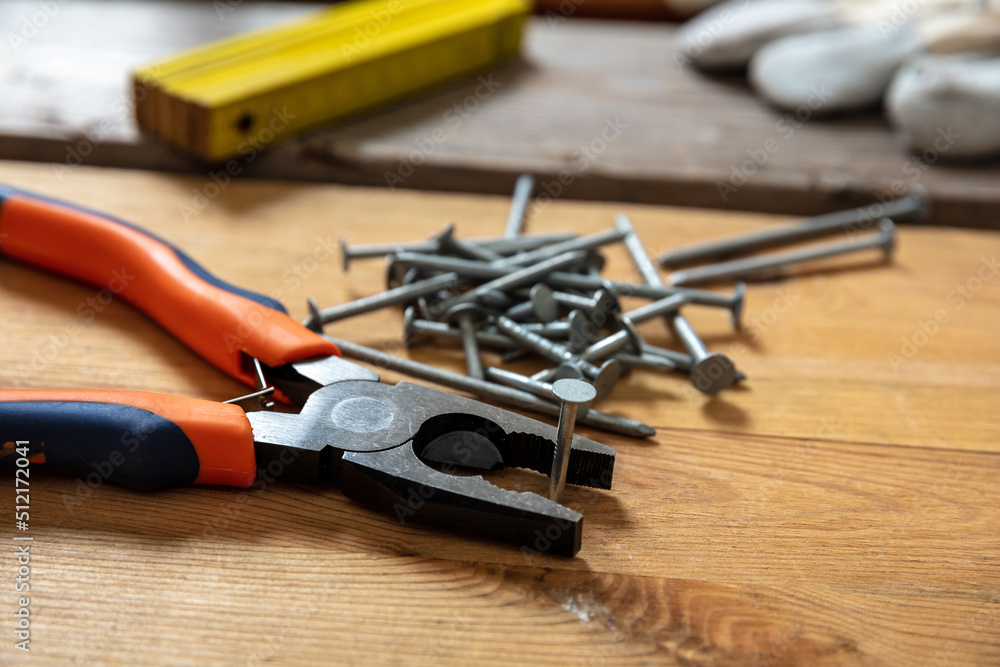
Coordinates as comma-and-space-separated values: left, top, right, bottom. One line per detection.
1, 0, 999, 228
0, 160, 997, 666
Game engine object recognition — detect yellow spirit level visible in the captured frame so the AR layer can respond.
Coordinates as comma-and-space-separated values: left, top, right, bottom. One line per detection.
133, 0, 531, 162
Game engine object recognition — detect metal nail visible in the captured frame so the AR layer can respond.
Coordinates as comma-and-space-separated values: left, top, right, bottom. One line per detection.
485, 366, 551, 399
392, 251, 503, 280
490, 226, 628, 268
477, 289, 514, 311
617, 212, 739, 395
658, 193, 925, 269
444, 303, 487, 380
583, 252, 607, 275
340, 236, 440, 272
340, 231, 579, 269
642, 344, 695, 372
669, 219, 898, 287
401, 266, 420, 286
551, 287, 603, 311
532, 295, 686, 382
250, 356, 276, 410
590, 360, 621, 402
612, 352, 677, 373
551, 287, 619, 327
430, 250, 588, 318
530, 315, 639, 384
551, 362, 586, 380
612, 316, 644, 355
506, 284, 558, 323
480, 233, 580, 255
434, 222, 504, 262
416, 296, 435, 321
567, 309, 598, 351
544, 316, 639, 384
667, 313, 736, 395
644, 346, 746, 383
326, 336, 655, 438
549, 379, 597, 503
529, 362, 587, 383
385, 255, 423, 290
495, 315, 621, 401
223, 386, 276, 412
484, 367, 592, 417
403, 306, 517, 350
312, 272, 462, 325
391, 251, 745, 327
548, 273, 745, 328
523, 310, 594, 351
504, 174, 535, 239
305, 296, 323, 333
616, 214, 661, 286
614, 293, 689, 328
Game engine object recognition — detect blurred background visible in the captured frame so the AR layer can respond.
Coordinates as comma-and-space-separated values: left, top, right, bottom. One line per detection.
1, 0, 997, 227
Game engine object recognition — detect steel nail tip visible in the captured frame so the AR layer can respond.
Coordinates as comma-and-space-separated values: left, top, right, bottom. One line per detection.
668, 218, 899, 287
549, 378, 597, 503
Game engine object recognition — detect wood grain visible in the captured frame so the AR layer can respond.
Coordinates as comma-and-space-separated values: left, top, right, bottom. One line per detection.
1, 2, 999, 228
0, 160, 997, 665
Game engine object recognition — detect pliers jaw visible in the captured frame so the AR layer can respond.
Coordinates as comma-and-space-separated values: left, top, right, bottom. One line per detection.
342, 445, 586, 557
246, 378, 616, 557
253, 354, 379, 408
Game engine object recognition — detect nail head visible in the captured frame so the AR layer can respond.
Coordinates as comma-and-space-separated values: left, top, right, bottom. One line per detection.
552, 378, 597, 405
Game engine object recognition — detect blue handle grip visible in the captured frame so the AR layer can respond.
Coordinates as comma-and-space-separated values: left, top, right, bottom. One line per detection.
0, 401, 200, 491
0, 391, 258, 490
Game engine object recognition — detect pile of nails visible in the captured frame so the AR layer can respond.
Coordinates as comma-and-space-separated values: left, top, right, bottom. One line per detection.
307, 175, 748, 439
309, 175, 918, 439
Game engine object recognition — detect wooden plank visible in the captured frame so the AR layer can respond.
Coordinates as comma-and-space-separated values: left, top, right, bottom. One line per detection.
11, 435, 998, 666
1, 2, 999, 228
0, 160, 997, 665
2, 162, 997, 452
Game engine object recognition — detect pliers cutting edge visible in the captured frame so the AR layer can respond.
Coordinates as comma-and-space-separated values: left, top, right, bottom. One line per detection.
0, 187, 615, 556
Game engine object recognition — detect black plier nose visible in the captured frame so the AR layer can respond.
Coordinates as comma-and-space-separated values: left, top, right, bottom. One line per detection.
250, 367, 615, 556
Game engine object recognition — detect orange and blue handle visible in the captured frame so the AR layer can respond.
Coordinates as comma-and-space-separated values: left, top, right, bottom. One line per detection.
0, 187, 344, 490
0, 186, 339, 388
0, 391, 257, 490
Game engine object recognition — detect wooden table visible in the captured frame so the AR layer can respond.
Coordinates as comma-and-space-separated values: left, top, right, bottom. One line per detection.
0, 160, 997, 666
2, 1, 999, 229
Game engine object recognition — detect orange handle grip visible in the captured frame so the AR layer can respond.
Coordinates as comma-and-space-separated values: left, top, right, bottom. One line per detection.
0, 390, 257, 488
0, 187, 338, 387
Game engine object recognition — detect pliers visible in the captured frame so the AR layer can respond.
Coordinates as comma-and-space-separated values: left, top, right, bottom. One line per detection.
0, 187, 615, 557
